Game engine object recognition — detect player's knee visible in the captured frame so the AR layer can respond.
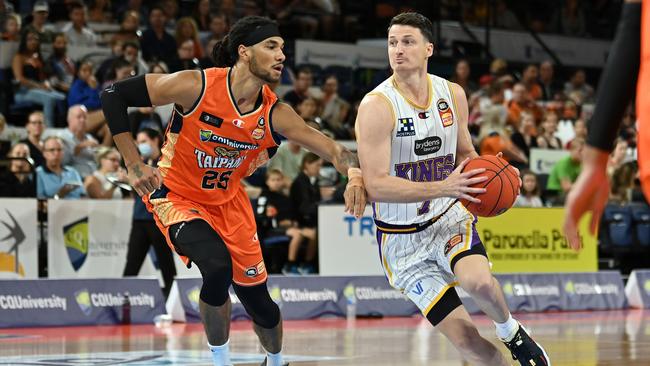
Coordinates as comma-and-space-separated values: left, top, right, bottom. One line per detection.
234, 283, 281, 328
199, 258, 233, 306
459, 275, 495, 298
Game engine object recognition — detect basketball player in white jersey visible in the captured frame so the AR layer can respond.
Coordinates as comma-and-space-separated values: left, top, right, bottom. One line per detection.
355, 13, 550, 366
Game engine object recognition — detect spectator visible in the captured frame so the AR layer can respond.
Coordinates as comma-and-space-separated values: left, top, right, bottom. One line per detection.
510, 111, 539, 160
0, 0, 11, 31
478, 105, 528, 167
101, 57, 135, 89
60, 105, 99, 179
538, 61, 561, 101
536, 111, 563, 149
295, 96, 320, 123
202, 12, 228, 52
169, 39, 202, 72
200, 38, 218, 69
607, 137, 629, 177
116, 0, 148, 24
450, 59, 478, 97
506, 82, 541, 128
193, 0, 211, 31
514, 170, 543, 208
493, 0, 521, 30
122, 40, 149, 76
12, 31, 66, 127
36, 136, 84, 199
609, 161, 637, 204
565, 118, 587, 149
521, 64, 542, 101
1, 12, 20, 41
283, 67, 313, 107
46, 33, 75, 93
288, 153, 322, 274
0, 143, 35, 197
128, 62, 172, 135
140, 6, 177, 66
159, 0, 179, 29
61, 2, 98, 47
68, 59, 101, 110
19, 111, 45, 167
320, 75, 351, 139
84, 147, 127, 199
87, 0, 112, 23
267, 141, 307, 187
564, 69, 594, 104
175, 17, 204, 59
551, 0, 587, 37
546, 137, 584, 203
21, 1, 54, 44
123, 128, 176, 298
110, 10, 141, 45
96, 38, 125, 85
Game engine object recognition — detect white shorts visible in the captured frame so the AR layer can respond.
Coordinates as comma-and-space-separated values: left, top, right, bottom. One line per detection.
375, 201, 485, 324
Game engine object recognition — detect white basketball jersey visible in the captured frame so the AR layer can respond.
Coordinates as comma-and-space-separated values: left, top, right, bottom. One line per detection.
370, 74, 459, 225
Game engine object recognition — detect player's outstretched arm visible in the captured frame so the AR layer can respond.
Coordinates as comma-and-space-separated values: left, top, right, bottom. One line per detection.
100, 70, 202, 196
271, 102, 366, 217
355, 94, 487, 203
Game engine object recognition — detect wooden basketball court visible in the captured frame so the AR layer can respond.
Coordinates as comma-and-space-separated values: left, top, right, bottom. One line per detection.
1, 310, 650, 365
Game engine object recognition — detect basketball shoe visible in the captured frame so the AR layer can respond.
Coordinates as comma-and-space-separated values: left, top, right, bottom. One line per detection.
259, 358, 289, 366
501, 323, 551, 366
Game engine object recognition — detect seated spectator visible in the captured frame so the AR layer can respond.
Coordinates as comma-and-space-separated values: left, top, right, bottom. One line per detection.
12, 30, 66, 127
288, 153, 323, 274
538, 60, 561, 102
61, 2, 98, 47
550, 0, 587, 37
122, 41, 149, 76
175, 17, 204, 59
1, 12, 20, 41
607, 138, 629, 177
609, 161, 637, 204
450, 59, 478, 97
0, 143, 35, 197
546, 137, 584, 204
521, 64, 542, 101
169, 39, 201, 72
84, 147, 128, 199
514, 170, 543, 207
296, 96, 321, 124
46, 33, 75, 93
267, 141, 307, 188
506, 82, 542, 128
565, 118, 587, 149
101, 58, 135, 90
536, 111, 563, 149
193, 0, 211, 31
19, 111, 45, 167
36, 136, 85, 199
68, 59, 101, 110
478, 105, 527, 167
320, 75, 351, 139
87, 0, 112, 23
283, 67, 313, 107
564, 69, 594, 104
201, 12, 228, 51
140, 6, 177, 66
510, 111, 538, 161
110, 10, 141, 45
21, 1, 54, 44
60, 105, 99, 179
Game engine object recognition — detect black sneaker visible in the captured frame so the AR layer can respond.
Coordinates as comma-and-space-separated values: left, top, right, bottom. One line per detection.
502, 324, 551, 366
259, 358, 289, 366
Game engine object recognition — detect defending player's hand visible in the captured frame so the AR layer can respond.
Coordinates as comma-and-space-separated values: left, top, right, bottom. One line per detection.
443, 157, 488, 203
563, 149, 610, 251
127, 161, 163, 197
345, 168, 367, 218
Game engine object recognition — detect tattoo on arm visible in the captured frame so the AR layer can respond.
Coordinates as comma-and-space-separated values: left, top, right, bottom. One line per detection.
131, 164, 143, 178
336, 148, 359, 174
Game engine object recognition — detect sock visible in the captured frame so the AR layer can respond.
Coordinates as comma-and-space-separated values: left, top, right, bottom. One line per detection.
266, 350, 284, 366
208, 340, 231, 366
494, 314, 519, 342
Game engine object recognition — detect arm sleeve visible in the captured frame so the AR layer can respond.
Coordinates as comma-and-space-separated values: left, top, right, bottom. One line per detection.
100, 75, 153, 135
586, 2, 641, 152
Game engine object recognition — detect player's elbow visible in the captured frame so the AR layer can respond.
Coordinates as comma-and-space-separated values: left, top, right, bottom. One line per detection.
363, 178, 385, 202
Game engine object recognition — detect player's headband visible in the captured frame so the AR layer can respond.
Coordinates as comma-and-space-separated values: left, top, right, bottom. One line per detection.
242, 23, 281, 47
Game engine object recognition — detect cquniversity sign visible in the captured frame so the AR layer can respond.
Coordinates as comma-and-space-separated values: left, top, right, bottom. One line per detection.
318, 205, 383, 276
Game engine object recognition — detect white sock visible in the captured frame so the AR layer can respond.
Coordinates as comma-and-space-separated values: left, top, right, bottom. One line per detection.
494, 314, 519, 342
266, 350, 284, 366
208, 340, 232, 366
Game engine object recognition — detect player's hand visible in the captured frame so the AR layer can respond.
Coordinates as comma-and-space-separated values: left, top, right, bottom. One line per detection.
127, 161, 162, 197
563, 148, 610, 251
345, 168, 367, 218
442, 157, 488, 203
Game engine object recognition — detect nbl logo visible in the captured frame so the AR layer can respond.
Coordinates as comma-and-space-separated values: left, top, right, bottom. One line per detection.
396, 117, 415, 137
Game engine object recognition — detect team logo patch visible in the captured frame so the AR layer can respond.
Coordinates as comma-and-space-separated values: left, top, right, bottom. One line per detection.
444, 234, 463, 255
396, 117, 415, 137
251, 116, 266, 140
437, 98, 454, 127
199, 111, 223, 128
414, 136, 442, 156
232, 119, 245, 128
245, 261, 266, 277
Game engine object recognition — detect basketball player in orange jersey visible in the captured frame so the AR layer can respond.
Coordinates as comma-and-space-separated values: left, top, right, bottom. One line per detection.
100, 16, 366, 366
563, 0, 644, 250
355, 13, 549, 366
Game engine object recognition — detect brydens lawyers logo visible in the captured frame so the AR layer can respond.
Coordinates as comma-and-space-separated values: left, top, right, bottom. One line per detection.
63, 217, 89, 271
75, 289, 92, 316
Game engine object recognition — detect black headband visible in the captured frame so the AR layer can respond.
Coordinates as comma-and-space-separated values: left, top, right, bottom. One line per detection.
241, 23, 281, 46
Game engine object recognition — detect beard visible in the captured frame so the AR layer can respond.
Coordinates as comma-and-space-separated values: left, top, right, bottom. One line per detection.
249, 55, 279, 84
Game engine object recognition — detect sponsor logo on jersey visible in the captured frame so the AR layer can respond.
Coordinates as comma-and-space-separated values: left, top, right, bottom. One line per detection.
414, 136, 442, 155
396, 117, 416, 137
418, 111, 429, 119
194, 148, 245, 169
232, 119, 245, 128
437, 98, 454, 127
245, 261, 266, 278
199, 111, 223, 128
444, 234, 463, 255
411, 281, 424, 295
394, 153, 454, 182
198, 130, 258, 150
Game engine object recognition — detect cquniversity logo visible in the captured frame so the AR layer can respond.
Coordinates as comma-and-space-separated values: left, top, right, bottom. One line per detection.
63, 217, 89, 271
502, 281, 514, 297
564, 281, 576, 295
199, 130, 212, 142
75, 289, 92, 316
343, 284, 356, 305
644, 280, 650, 295
269, 285, 282, 308
186, 286, 200, 312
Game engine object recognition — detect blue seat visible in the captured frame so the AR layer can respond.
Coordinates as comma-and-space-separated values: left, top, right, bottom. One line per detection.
631, 203, 650, 246
603, 204, 634, 246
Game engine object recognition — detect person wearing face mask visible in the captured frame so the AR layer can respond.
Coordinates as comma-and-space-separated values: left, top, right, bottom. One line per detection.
123, 127, 176, 297
46, 33, 75, 93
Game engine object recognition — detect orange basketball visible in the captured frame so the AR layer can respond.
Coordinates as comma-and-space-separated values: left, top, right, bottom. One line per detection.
459, 155, 520, 217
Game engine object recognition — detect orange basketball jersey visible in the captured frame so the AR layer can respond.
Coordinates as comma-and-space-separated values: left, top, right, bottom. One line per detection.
638, 0, 650, 200
158, 67, 280, 205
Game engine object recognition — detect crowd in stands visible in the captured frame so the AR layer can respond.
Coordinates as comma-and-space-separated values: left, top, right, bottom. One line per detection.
0, 0, 642, 277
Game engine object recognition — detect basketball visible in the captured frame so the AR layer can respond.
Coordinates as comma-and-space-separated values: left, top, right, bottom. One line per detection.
459, 155, 520, 217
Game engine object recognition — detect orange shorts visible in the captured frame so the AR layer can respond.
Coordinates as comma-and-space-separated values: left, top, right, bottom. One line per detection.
142, 185, 266, 286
